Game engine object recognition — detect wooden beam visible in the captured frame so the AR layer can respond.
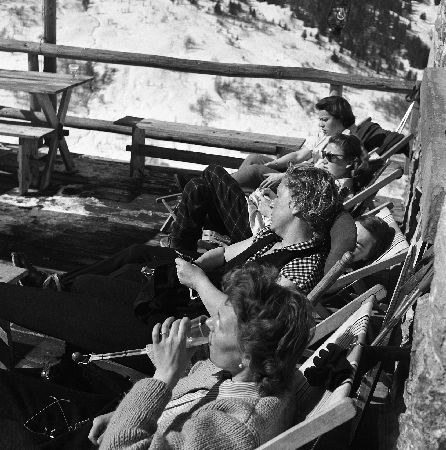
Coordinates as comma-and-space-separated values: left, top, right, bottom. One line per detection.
27, 54, 40, 112
43, 0, 57, 110
129, 144, 244, 168
329, 83, 343, 96
0, 106, 304, 154
0, 39, 414, 93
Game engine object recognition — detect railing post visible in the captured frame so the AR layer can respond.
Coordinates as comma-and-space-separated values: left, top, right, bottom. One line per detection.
28, 53, 41, 112
43, 0, 57, 110
329, 84, 343, 97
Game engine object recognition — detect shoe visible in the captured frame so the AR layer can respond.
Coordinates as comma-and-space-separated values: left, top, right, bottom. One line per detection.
42, 273, 62, 291
197, 239, 220, 254
160, 236, 171, 248
11, 252, 47, 288
201, 230, 231, 246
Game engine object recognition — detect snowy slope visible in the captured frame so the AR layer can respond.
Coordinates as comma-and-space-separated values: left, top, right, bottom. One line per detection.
0, 0, 437, 163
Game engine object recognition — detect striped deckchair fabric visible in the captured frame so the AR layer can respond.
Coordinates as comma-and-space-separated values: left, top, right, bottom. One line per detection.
328, 207, 409, 293
258, 298, 373, 450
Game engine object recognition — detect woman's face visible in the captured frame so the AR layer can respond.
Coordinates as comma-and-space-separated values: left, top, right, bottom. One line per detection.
318, 142, 352, 180
353, 222, 376, 262
318, 110, 345, 136
270, 180, 296, 236
206, 301, 243, 374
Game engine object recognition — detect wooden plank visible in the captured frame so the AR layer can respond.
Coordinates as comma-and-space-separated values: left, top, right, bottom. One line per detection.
0, 69, 92, 94
258, 398, 356, 450
129, 144, 244, 169
344, 168, 404, 210
0, 39, 414, 93
0, 122, 53, 138
135, 118, 305, 153
27, 54, 40, 112
17, 138, 38, 194
130, 127, 146, 177
328, 250, 408, 292
309, 285, 386, 346
0, 262, 28, 283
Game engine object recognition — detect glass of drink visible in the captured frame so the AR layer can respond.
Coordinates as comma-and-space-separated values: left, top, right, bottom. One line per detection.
186, 315, 210, 348
68, 63, 80, 81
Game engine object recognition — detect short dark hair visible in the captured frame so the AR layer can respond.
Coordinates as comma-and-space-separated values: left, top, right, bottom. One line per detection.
284, 165, 342, 238
222, 263, 314, 396
328, 134, 362, 161
328, 133, 372, 193
316, 96, 355, 128
357, 216, 395, 262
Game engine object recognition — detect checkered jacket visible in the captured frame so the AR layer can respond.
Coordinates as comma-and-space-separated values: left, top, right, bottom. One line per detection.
247, 227, 326, 294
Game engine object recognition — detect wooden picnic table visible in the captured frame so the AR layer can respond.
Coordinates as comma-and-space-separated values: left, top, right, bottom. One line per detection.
0, 69, 93, 189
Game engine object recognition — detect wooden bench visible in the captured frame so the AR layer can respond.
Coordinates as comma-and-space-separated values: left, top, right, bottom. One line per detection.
115, 116, 306, 176
0, 121, 55, 194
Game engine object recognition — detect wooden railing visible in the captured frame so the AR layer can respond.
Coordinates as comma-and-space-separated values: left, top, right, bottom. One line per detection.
0, 38, 415, 164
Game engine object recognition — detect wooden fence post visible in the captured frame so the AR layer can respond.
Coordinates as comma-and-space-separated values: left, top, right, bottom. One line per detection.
329, 84, 343, 96
43, 0, 57, 110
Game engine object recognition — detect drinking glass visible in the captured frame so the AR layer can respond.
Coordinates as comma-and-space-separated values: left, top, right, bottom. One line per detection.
68, 63, 80, 81
186, 315, 210, 348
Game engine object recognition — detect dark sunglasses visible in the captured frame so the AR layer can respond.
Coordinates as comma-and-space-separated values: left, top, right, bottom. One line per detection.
321, 149, 348, 164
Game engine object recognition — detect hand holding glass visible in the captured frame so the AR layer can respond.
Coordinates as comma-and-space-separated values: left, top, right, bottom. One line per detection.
72, 315, 210, 364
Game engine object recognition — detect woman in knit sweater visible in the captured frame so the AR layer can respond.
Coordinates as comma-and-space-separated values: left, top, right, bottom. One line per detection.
89, 263, 314, 449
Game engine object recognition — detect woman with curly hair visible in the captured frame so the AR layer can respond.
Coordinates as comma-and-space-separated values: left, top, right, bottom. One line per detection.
89, 263, 314, 449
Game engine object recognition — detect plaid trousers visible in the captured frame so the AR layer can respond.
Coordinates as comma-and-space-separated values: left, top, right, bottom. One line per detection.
170, 165, 252, 250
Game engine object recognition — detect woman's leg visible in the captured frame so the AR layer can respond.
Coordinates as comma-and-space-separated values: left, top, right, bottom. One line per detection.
231, 163, 280, 191
201, 165, 252, 243
60, 244, 177, 289
0, 283, 155, 354
237, 154, 273, 170
170, 165, 252, 249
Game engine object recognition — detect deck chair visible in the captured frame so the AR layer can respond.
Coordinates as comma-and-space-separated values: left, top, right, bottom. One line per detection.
328, 206, 409, 294
258, 297, 374, 450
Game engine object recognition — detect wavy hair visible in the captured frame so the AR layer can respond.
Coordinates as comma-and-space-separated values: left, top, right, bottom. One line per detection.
357, 216, 395, 263
222, 263, 314, 396
316, 96, 355, 128
284, 164, 342, 238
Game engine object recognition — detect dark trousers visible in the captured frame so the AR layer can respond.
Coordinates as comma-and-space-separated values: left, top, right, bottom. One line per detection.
170, 165, 252, 250
0, 369, 115, 449
60, 243, 178, 289
0, 282, 158, 358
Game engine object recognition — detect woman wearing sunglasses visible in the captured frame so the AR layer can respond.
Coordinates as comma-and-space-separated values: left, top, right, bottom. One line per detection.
315, 133, 367, 200
231, 95, 357, 191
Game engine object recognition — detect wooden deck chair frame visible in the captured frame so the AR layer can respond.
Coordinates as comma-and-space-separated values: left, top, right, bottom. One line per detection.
258, 298, 374, 450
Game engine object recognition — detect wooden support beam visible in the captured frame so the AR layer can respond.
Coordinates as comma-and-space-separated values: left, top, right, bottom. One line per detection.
27, 54, 40, 112
329, 83, 343, 96
43, 0, 57, 110
128, 144, 244, 169
0, 39, 414, 93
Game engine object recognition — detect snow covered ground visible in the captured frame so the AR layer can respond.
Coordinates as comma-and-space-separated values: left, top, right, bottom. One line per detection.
0, 0, 438, 166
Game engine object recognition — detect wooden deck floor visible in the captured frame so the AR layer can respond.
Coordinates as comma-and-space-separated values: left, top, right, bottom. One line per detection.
0, 145, 186, 271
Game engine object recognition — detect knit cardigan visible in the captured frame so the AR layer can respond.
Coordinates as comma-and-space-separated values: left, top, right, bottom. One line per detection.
99, 359, 299, 450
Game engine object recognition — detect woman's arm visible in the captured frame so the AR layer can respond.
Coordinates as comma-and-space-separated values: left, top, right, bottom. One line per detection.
265, 147, 312, 170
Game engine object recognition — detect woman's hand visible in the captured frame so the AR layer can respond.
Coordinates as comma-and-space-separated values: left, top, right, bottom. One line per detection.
259, 172, 284, 189
88, 412, 114, 446
257, 188, 276, 218
152, 317, 191, 389
175, 258, 207, 290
